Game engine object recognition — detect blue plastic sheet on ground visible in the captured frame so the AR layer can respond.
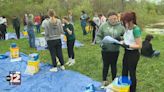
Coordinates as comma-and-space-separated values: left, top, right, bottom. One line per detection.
0, 52, 104, 92
5, 32, 26, 40
36, 37, 84, 51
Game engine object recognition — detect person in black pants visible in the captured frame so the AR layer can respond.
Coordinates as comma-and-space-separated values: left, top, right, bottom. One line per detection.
12, 16, 20, 39
141, 34, 160, 57
62, 16, 76, 66
0, 24, 6, 40
86, 17, 98, 45
0, 16, 7, 40
120, 12, 142, 92
42, 9, 65, 72
47, 39, 64, 67
96, 12, 125, 88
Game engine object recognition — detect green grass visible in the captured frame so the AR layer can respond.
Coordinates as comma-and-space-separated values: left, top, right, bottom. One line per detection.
0, 24, 164, 92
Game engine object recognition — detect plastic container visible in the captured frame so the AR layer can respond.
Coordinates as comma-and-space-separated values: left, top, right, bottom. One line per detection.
23, 31, 28, 36
10, 43, 19, 59
111, 76, 131, 92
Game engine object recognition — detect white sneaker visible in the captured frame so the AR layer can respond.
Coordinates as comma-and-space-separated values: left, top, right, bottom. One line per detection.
60, 65, 65, 70
66, 58, 72, 65
68, 59, 75, 66
91, 42, 95, 45
49, 67, 58, 72
100, 81, 109, 89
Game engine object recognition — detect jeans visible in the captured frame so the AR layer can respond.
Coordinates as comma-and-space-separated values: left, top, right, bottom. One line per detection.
81, 21, 87, 35
36, 24, 41, 33
152, 50, 160, 57
27, 30, 35, 48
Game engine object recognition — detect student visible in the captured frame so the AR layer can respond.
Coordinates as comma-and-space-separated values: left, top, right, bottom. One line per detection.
96, 12, 125, 87
27, 14, 35, 48
42, 9, 65, 72
98, 14, 107, 25
34, 15, 41, 33
93, 13, 100, 27
80, 10, 88, 35
68, 11, 74, 25
62, 16, 76, 66
23, 14, 28, 32
12, 16, 20, 39
87, 17, 98, 44
141, 34, 160, 57
0, 16, 7, 40
120, 12, 142, 92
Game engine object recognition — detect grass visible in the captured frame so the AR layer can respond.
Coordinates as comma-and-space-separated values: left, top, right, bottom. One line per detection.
0, 23, 164, 92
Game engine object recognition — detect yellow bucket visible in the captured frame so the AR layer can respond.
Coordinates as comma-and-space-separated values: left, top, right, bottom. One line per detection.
112, 85, 130, 92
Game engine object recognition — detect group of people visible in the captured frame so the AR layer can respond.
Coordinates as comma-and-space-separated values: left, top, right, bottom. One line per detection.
80, 11, 107, 44
41, 9, 76, 72
0, 9, 160, 92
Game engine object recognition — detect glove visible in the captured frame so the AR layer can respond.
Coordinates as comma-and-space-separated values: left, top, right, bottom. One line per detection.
120, 43, 129, 49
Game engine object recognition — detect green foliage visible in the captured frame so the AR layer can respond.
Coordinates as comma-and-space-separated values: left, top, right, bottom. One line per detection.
0, 23, 164, 92
0, 0, 164, 26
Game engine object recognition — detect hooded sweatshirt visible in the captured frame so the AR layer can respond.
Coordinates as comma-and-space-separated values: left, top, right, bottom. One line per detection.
44, 19, 64, 41
96, 21, 125, 52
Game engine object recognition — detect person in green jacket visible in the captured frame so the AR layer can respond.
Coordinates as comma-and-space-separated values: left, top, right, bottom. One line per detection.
62, 16, 76, 66
96, 12, 125, 87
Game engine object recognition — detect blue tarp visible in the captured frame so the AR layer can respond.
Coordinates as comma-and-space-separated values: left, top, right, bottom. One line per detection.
36, 40, 84, 51
0, 52, 104, 92
5, 32, 26, 40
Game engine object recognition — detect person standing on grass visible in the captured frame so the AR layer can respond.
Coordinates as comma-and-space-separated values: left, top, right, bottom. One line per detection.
42, 9, 65, 72
80, 10, 88, 35
141, 34, 160, 57
98, 14, 107, 25
34, 15, 41, 33
12, 16, 20, 39
68, 11, 74, 25
27, 14, 36, 48
93, 13, 100, 27
23, 14, 28, 32
62, 16, 76, 66
120, 12, 142, 92
86, 17, 98, 45
0, 16, 7, 40
96, 12, 125, 88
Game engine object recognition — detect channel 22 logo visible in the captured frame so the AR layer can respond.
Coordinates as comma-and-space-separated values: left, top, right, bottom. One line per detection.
6, 71, 21, 85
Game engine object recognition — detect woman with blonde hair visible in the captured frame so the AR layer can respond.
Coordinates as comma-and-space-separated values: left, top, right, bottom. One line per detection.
42, 9, 65, 72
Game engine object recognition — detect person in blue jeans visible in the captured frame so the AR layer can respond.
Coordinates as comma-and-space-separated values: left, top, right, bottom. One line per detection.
80, 11, 88, 35
27, 14, 35, 48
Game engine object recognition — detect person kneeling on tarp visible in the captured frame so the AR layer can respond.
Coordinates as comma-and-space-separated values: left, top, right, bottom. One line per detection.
141, 34, 160, 57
